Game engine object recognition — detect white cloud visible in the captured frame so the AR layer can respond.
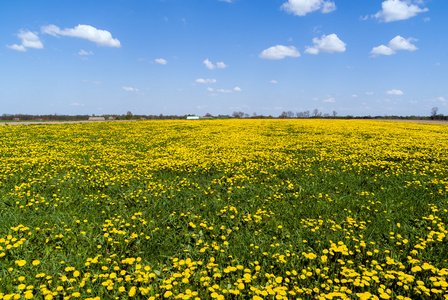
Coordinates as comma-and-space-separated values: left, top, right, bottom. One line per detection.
42, 24, 121, 47
233, 87, 242, 92
7, 30, 43, 52
388, 36, 418, 51
203, 59, 227, 70
371, 35, 418, 57
324, 97, 336, 103
203, 59, 215, 69
370, 45, 396, 56
305, 34, 346, 54
196, 78, 217, 84
436, 97, 446, 103
386, 89, 404, 95
270, 80, 278, 84
259, 45, 300, 60
155, 58, 167, 65
218, 0, 232, 2
70, 102, 84, 106
366, 91, 374, 95
7, 44, 27, 52
281, 0, 336, 16
352, 94, 358, 98
374, 0, 428, 23
216, 62, 227, 68
217, 89, 233, 93
78, 49, 93, 56
207, 87, 214, 92
321, 1, 336, 13
122, 87, 139, 92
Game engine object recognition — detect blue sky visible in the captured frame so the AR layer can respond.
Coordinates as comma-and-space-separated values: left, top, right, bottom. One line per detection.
1, 0, 447, 117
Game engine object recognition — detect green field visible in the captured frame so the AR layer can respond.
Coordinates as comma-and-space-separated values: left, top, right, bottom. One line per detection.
0, 120, 447, 300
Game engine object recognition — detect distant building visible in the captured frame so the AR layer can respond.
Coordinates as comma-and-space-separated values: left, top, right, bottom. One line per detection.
88, 117, 105, 121
186, 116, 200, 120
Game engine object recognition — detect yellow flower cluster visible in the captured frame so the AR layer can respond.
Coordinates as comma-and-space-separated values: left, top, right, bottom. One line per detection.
0, 119, 447, 299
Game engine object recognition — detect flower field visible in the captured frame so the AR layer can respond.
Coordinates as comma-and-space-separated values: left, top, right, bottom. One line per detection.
0, 119, 447, 300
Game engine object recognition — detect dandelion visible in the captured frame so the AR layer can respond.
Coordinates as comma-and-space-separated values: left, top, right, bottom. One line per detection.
15, 260, 26, 267
32, 260, 40, 266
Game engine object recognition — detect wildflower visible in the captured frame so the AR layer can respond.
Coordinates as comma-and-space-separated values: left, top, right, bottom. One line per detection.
15, 260, 26, 267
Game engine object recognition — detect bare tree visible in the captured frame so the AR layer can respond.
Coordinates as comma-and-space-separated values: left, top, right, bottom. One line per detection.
303, 110, 310, 118
232, 111, 245, 118
431, 107, 439, 120
279, 111, 288, 119
332, 110, 338, 117
312, 109, 322, 117
286, 111, 295, 118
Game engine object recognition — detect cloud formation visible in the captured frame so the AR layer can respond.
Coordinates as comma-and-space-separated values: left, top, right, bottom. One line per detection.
42, 24, 121, 47
370, 35, 418, 57
270, 80, 278, 84
196, 78, 217, 84
7, 30, 43, 52
259, 45, 300, 60
209, 87, 242, 94
155, 58, 167, 65
374, 0, 428, 23
386, 89, 404, 95
78, 49, 93, 56
305, 34, 346, 54
217, 89, 233, 93
122, 87, 140, 93
203, 59, 227, 70
281, 0, 336, 16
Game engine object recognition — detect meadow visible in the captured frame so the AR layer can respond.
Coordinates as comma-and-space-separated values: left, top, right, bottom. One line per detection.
0, 119, 447, 300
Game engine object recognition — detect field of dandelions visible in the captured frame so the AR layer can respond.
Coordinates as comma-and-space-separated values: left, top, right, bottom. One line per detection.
0, 119, 447, 300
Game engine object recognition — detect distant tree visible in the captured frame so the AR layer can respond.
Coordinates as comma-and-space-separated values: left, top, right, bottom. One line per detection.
312, 109, 322, 117
323, 113, 330, 118
204, 113, 213, 118
303, 110, 310, 118
332, 110, 338, 117
243, 113, 250, 118
431, 107, 439, 120
279, 111, 288, 119
286, 111, 295, 118
125, 111, 133, 120
232, 111, 245, 118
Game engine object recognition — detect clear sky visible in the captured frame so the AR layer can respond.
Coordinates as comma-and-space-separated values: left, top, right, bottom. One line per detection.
1, 0, 447, 117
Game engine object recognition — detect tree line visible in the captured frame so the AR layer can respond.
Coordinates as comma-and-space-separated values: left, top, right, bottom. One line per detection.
1, 107, 446, 121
